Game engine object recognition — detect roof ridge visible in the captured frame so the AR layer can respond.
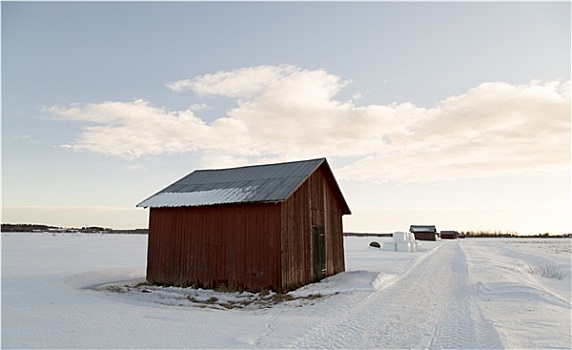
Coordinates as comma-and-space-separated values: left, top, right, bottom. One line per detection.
194, 157, 326, 172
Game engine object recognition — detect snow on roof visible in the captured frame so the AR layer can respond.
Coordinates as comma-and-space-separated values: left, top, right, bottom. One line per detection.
137, 186, 259, 208
137, 158, 350, 213
409, 225, 437, 233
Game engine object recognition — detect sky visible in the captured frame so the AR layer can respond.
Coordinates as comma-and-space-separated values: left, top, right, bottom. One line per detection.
2, 1, 571, 234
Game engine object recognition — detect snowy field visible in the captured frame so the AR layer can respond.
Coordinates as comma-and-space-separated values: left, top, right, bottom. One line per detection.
2, 233, 571, 349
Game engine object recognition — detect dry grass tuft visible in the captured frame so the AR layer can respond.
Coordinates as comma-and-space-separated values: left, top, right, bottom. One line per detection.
527, 261, 567, 280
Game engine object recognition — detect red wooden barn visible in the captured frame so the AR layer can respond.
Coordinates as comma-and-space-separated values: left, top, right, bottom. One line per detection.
440, 230, 459, 239
410, 225, 439, 241
137, 158, 351, 293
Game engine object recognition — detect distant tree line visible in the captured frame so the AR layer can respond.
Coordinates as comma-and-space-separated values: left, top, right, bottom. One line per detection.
1, 223, 148, 234
109, 228, 149, 234
461, 230, 571, 238
1, 223, 57, 232
461, 230, 518, 237
343, 232, 392, 237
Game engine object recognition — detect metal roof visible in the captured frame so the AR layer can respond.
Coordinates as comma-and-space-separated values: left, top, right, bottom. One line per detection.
137, 158, 350, 212
409, 225, 437, 233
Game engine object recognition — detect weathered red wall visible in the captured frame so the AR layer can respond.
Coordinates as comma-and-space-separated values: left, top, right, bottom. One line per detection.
147, 203, 281, 291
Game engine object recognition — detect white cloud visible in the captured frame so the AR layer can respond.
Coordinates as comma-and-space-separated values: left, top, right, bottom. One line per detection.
189, 103, 209, 111
123, 163, 147, 172
166, 64, 328, 100
49, 65, 571, 182
337, 80, 571, 182
48, 99, 210, 158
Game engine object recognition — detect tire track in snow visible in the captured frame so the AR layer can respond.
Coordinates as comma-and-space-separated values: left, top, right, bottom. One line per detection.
288, 242, 504, 349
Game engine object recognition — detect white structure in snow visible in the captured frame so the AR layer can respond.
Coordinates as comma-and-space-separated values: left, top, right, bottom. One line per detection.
384, 231, 419, 252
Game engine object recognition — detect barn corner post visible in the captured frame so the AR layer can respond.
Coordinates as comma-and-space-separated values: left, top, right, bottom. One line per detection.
145, 207, 155, 285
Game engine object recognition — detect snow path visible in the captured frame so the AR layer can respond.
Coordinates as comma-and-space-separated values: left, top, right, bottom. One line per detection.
289, 241, 504, 349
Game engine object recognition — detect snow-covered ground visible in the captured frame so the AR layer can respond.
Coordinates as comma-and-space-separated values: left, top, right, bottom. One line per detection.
2, 233, 570, 349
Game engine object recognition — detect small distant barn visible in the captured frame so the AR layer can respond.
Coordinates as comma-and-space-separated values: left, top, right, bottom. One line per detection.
440, 230, 459, 239
410, 225, 439, 241
137, 158, 351, 293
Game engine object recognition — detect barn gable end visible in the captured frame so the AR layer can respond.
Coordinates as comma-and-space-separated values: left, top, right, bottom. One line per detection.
280, 163, 347, 291
137, 158, 350, 293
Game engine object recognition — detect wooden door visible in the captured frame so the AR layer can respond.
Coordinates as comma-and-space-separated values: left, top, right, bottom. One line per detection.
312, 225, 326, 281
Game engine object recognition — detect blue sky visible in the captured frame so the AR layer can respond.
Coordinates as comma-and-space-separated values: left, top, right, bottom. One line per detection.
2, 1, 570, 234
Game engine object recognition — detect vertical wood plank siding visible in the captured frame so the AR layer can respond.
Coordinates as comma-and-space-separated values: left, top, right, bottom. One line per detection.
146, 163, 346, 293
147, 203, 281, 291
